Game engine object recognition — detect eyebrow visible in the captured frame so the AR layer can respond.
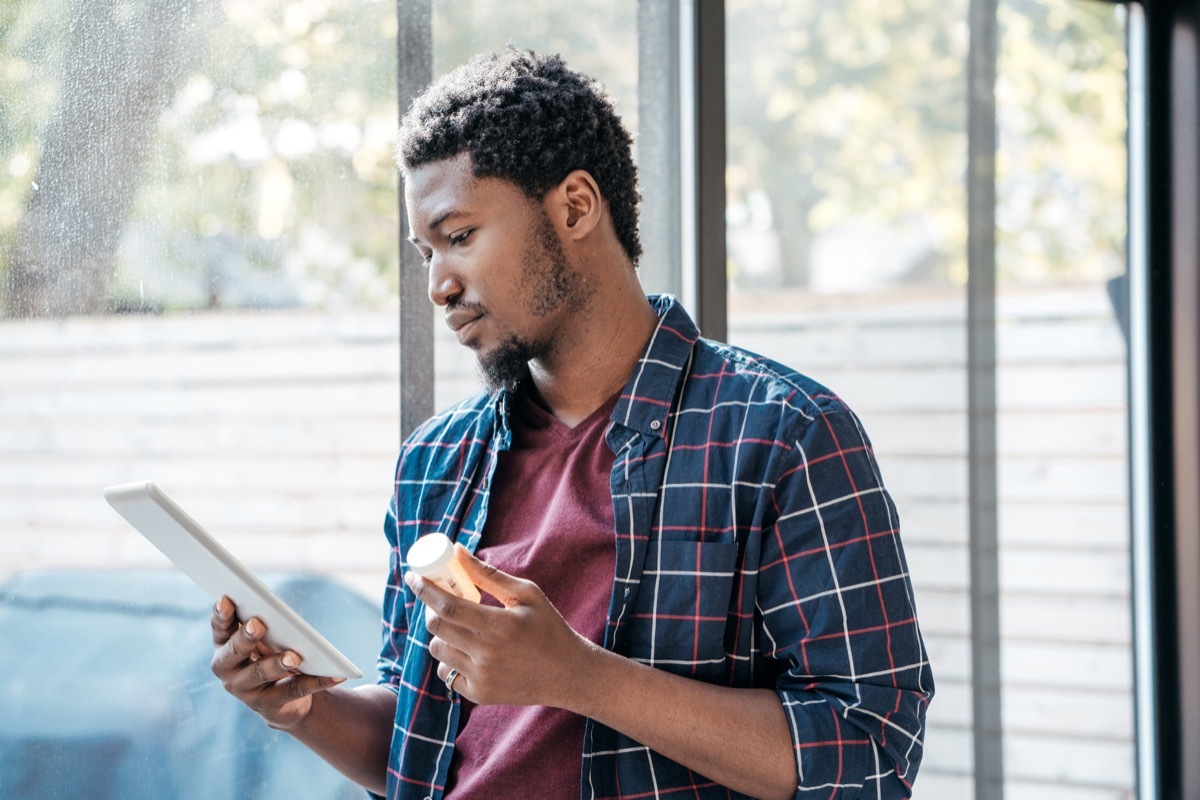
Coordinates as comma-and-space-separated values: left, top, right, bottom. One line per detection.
406, 209, 463, 247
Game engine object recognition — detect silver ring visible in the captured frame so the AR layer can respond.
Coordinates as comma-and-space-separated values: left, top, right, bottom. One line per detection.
445, 668, 460, 693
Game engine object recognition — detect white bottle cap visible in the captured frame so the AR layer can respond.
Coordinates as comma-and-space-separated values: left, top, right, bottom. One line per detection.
407, 532, 454, 575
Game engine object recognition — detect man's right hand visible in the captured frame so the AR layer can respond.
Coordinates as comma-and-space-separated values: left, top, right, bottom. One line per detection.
209, 595, 345, 730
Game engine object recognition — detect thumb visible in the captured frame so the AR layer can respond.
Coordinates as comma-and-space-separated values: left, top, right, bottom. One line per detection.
454, 543, 531, 608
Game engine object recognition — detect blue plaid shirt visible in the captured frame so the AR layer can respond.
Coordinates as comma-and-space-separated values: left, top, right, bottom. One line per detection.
377, 296, 932, 799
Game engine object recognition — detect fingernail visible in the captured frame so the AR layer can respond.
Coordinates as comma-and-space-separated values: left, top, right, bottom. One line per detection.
245, 619, 258, 637
282, 652, 299, 668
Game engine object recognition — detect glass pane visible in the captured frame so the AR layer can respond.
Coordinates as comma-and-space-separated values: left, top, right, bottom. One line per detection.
1, 0, 398, 796
726, 0, 973, 794
726, 0, 1130, 797
995, 1, 1131, 797
428, 0, 639, 409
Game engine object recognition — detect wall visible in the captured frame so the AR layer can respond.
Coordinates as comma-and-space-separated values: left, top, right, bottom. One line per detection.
0, 283, 1132, 798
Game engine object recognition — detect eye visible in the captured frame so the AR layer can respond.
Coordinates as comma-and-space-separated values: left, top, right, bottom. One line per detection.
449, 229, 473, 247
407, 239, 432, 268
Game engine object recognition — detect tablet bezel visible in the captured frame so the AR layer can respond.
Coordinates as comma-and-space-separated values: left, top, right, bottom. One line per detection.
103, 481, 363, 679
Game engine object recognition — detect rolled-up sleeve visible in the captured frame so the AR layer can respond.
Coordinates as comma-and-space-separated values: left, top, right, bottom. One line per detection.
760, 408, 933, 798
376, 487, 409, 690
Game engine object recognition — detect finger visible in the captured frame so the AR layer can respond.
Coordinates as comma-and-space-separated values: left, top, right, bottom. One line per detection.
406, 571, 471, 618
211, 616, 271, 676
211, 596, 238, 646
250, 672, 346, 717
434, 666, 465, 695
428, 635, 471, 672
408, 574, 471, 635
226, 648, 307, 694
409, 570, 497, 633
280, 673, 347, 702
454, 544, 532, 607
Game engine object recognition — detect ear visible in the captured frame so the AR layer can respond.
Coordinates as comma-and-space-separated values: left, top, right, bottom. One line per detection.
547, 169, 603, 241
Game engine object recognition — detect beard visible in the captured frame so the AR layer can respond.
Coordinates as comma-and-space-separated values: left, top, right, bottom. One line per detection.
473, 211, 593, 394
477, 332, 546, 394
524, 211, 591, 318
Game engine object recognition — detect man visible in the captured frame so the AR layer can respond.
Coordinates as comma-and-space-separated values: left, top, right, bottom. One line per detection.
211, 48, 933, 800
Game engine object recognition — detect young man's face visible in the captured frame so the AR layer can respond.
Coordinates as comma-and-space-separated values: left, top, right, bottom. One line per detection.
404, 153, 592, 392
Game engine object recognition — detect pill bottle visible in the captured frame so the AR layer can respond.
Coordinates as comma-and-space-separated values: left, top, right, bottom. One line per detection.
407, 533, 481, 603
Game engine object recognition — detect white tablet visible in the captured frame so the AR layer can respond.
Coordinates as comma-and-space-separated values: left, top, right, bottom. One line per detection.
103, 481, 363, 679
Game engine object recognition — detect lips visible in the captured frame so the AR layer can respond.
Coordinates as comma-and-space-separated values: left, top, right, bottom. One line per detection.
444, 309, 483, 341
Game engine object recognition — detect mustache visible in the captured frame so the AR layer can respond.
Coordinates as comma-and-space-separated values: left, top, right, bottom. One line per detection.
446, 299, 487, 316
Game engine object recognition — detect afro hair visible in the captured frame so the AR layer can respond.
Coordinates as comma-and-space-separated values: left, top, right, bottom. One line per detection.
397, 47, 642, 265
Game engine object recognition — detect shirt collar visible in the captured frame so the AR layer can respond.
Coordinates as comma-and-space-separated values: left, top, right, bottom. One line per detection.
487, 294, 700, 440
612, 294, 700, 439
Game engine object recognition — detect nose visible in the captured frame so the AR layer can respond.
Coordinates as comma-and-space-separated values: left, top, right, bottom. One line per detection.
426, 255, 461, 307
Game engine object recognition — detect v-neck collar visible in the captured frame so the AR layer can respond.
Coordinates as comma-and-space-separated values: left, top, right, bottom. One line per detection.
516, 384, 621, 443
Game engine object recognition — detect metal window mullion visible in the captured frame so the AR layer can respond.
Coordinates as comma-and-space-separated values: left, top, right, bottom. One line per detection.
966, 0, 1004, 798
643, 0, 724, 338
636, 0, 683, 299
1125, 6, 1156, 800
397, 0, 433, 441
683, 0, 726, 342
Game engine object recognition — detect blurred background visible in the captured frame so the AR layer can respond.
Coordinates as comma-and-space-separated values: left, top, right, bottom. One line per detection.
1, 0, 1131, 798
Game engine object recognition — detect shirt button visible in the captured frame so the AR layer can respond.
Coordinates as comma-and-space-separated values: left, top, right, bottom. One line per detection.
624, 587, 631, 597
650, 419, 661, 430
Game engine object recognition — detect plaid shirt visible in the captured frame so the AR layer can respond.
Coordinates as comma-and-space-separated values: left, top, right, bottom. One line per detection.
377, 296, 933, 800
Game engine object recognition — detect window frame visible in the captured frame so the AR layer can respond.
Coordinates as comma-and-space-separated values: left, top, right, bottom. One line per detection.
1129, 2, 1200, 799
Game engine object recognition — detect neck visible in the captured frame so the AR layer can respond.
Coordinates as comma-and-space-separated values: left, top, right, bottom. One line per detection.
527, 271, 659, 428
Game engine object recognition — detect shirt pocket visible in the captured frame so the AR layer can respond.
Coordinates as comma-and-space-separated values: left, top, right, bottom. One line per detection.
626, 537, 739, 679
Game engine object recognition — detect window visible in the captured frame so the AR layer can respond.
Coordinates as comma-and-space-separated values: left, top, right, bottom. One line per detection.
2, 1, 399, 796
724, 0, 1130, 797
0, 1, 1145, 798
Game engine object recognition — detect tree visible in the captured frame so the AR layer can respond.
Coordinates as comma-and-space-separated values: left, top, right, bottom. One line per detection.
1, 0, 399, 317
1, 0, 1126, 315
725, 0, 1126, 289
995, 0, 1126, 283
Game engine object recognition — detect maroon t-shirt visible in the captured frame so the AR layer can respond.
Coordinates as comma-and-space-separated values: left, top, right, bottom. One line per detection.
446, 387, 619, 799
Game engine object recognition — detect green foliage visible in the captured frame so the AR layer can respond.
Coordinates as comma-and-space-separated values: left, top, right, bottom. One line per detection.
124, 0, 401, 311
0, 0, 1130, 314
2, 0, 400, 313
0, 0, 73, 254
727, 0, 969, 289
996, 0, 1127, 283
429, 0, 638, 128
726, 0, 1126, 288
